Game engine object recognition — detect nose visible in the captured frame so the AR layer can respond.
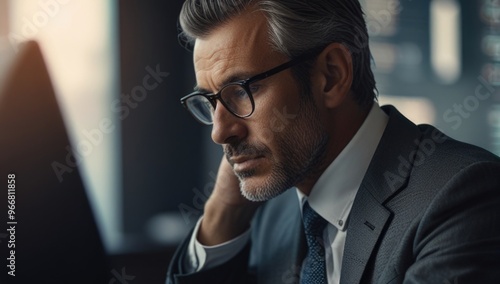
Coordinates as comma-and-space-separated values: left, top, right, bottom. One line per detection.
211, 102, 248, 145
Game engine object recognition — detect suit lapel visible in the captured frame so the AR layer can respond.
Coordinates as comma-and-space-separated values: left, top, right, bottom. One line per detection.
340, 105, 422, 284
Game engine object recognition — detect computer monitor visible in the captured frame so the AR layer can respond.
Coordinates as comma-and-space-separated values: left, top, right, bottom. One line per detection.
0, 40, 109, 283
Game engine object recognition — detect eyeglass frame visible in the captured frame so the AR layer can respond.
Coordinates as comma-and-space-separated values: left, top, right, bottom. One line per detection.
180, 48, 323, 125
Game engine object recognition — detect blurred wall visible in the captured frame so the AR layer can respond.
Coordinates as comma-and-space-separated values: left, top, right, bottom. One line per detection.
364, 0, 500, 154
119, 0, 206, 251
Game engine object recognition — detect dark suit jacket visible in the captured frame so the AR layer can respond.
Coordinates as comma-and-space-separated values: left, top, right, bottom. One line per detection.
167, 105, 500, 283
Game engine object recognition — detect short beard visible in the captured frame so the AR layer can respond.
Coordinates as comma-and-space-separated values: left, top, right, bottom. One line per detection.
236, 94, 329, 202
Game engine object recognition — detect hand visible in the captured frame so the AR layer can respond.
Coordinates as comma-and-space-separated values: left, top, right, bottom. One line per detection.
208, 156, 255, 207
197, 156, 262, 246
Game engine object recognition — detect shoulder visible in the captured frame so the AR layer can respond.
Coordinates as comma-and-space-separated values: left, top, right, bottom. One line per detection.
413, 124, 500, 183
384, 122, 500, 225
419, 124, 499, 162
369, 121, 500, 282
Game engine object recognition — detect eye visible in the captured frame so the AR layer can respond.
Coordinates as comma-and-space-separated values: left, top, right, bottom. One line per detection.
249, 84, 260, 94
234, 87, 248, 98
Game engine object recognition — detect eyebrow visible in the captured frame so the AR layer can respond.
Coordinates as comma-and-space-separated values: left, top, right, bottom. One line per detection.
193, 72, 254, 94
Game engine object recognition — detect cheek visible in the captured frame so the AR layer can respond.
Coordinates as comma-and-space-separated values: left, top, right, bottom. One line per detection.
253, 82, 302, 124
246, 73, 303, 147
255, 71, 302, 109
249, 95, 301, 148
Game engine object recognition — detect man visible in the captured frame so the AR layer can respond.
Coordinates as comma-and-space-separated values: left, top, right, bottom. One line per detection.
167, 0, 500, 283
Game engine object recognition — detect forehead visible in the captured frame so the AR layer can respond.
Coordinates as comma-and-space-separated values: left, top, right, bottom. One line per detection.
193, 9, 281, 89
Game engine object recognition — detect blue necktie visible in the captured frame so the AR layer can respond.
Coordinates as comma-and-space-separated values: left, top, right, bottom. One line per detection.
300, 201, 328, 284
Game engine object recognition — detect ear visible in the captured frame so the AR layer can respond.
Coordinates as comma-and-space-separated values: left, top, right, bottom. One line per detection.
312, 43, 353, 109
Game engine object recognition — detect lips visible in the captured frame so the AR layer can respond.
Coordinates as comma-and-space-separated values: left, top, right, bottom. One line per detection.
230, 155, 259, 164
225, 142, 269, 173
230, 156, 264, 172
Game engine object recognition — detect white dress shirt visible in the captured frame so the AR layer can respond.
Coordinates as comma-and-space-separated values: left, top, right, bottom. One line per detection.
185, 103, 389, 284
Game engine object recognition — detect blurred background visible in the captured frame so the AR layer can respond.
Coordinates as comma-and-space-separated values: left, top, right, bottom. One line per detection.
1, 0, 499, 282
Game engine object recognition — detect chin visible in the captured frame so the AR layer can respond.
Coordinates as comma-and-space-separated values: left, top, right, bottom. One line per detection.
238, 175, 289, 202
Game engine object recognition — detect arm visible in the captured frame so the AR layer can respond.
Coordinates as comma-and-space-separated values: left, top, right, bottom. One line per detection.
166, 157, 262, 284
166, 230, 254, 284
197, 157, 261, 245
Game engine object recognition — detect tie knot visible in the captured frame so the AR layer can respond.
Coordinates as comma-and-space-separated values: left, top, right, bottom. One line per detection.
302, 201, 328, 237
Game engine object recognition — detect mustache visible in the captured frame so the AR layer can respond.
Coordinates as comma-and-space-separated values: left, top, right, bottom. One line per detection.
224, 141, 270, 161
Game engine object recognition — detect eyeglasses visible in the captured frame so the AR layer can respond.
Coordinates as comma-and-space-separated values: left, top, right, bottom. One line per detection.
180, 50, 320, 125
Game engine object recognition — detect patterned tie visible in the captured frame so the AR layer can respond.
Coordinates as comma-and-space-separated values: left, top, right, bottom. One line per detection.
300, 201, 328, 284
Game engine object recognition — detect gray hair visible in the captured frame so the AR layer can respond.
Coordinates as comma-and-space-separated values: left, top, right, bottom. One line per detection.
179, 0, 377, 108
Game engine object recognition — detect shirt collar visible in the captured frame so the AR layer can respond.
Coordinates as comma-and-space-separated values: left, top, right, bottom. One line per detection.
296, 103, 389, 231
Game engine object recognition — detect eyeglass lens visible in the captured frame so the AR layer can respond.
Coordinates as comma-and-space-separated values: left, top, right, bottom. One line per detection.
185, 95, 214, 124
186, 83, 253, 124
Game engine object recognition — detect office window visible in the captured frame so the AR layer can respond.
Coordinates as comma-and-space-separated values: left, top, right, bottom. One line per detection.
7, 0, 121, 252
361, 0, 499, 155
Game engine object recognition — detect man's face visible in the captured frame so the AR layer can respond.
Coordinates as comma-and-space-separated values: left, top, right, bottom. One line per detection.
193, 9, 329, 201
